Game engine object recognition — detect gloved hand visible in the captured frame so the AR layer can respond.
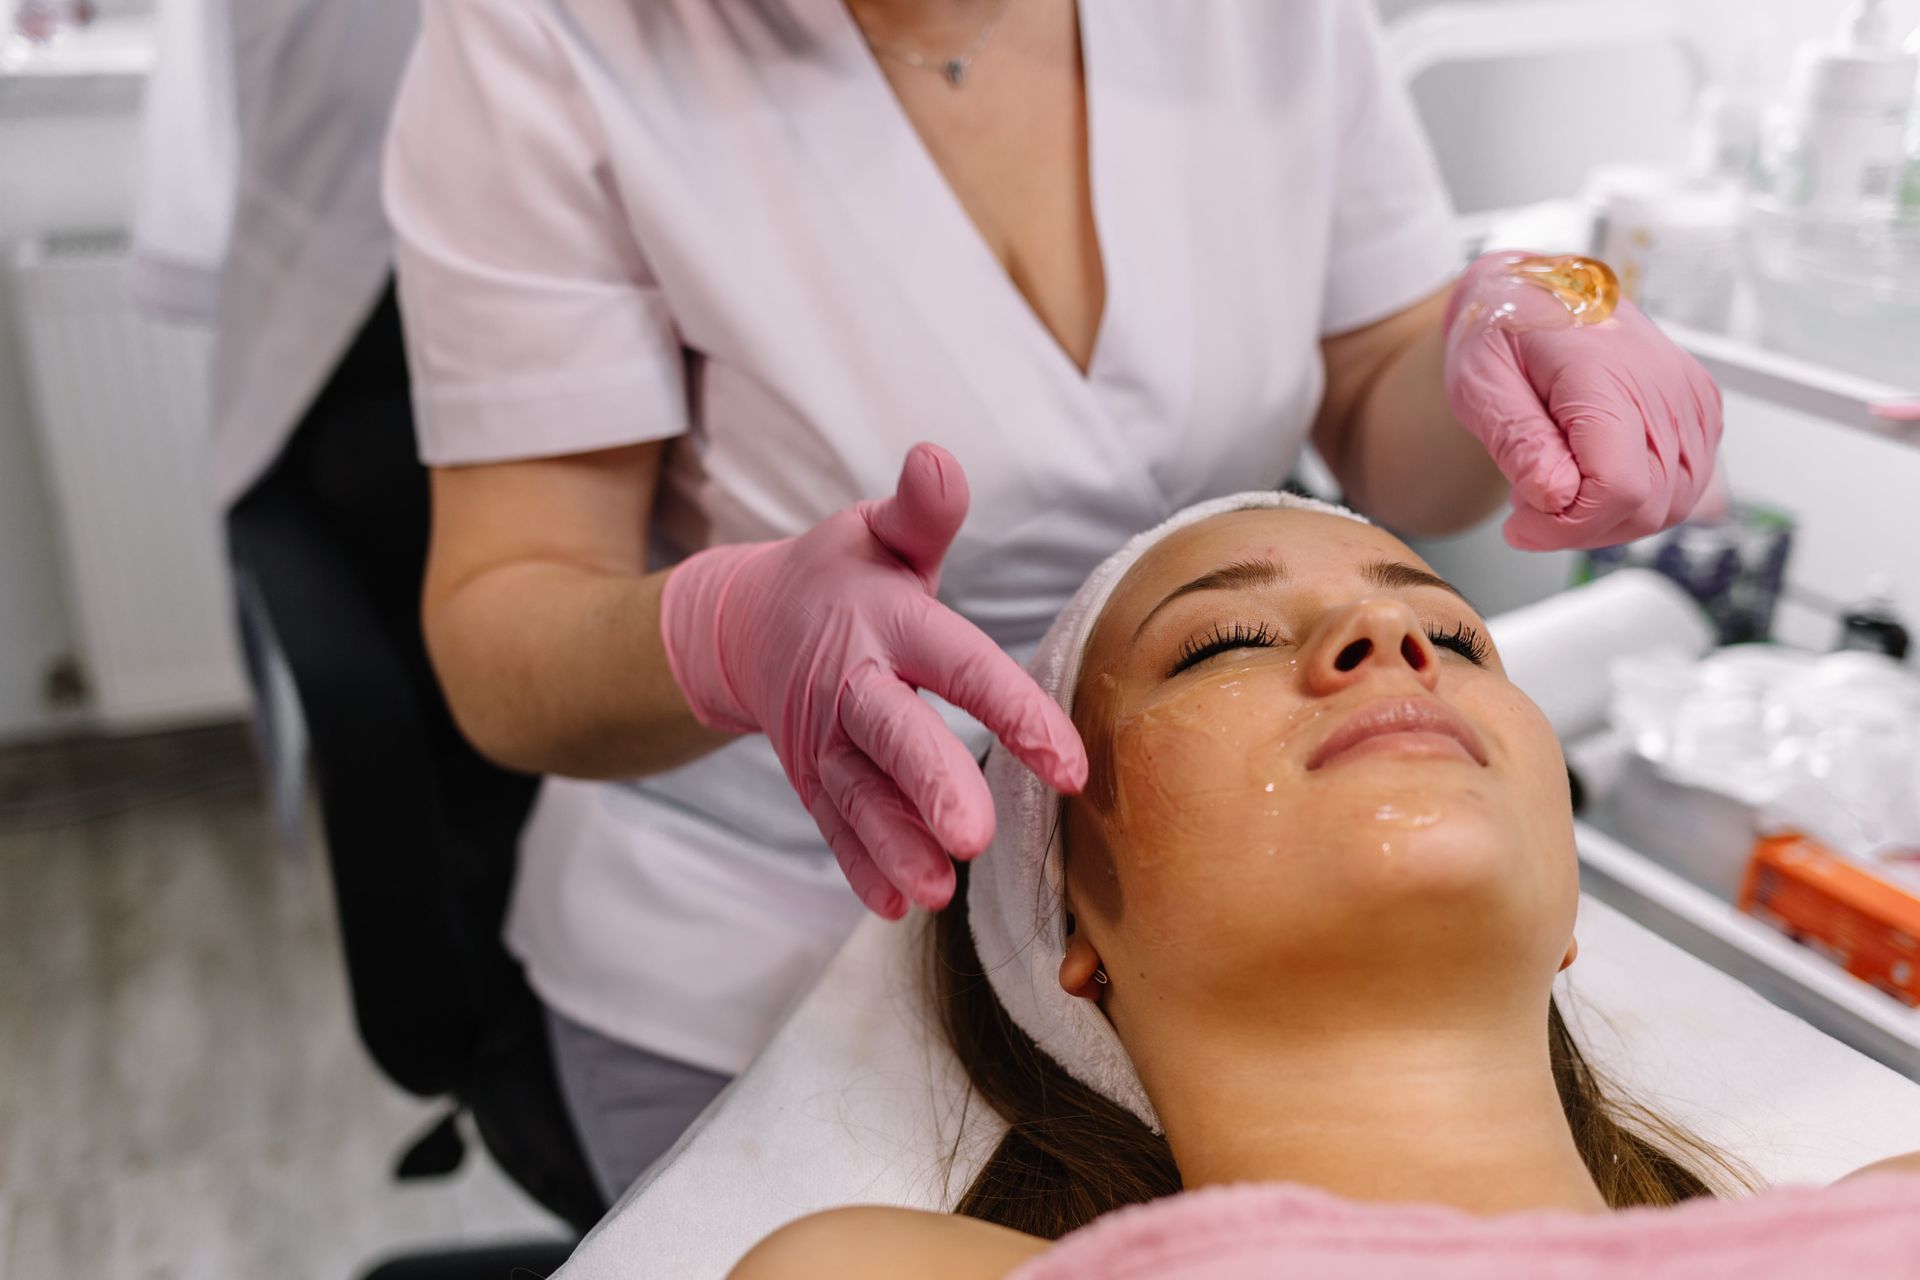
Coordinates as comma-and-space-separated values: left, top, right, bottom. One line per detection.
1443, 251, 1724, 552
660, 443, 1087, 919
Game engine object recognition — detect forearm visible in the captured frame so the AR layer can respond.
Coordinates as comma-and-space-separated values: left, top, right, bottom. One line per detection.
426, 558, 737, 780
1331, 319, 1508, 537
1314, 286, 1510, 539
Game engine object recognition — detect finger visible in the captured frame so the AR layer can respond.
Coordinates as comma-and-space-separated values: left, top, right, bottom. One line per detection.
840, 671, 997, 856
1501, 465, 1650, 550
1643, 373, 1701, 534
1503, 384, 1670, 551
1503, 499, 1636, 552
859, 443, 969, 592
1658, 443, 1701, 532
1593, 304, 1721, 537
893, 603, 1089, 796
819, 749, 957, 911
807, 791, 908, 920
1669, 363, 1726, 526
1447, 338, 1581, 514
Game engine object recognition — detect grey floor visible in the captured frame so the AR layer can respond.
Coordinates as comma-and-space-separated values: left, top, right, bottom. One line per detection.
0, 726, 567, 1280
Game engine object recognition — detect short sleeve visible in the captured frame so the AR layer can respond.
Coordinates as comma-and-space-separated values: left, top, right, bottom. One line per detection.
1317, 0, 1463, 336
383, 0, 688, 466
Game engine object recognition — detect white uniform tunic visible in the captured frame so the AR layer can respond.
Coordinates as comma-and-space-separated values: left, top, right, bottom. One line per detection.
384, 0, 1460, 1075
210, 0, 422, 506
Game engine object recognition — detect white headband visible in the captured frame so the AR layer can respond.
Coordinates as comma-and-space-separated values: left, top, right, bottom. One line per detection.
967, 490, 1369, 1133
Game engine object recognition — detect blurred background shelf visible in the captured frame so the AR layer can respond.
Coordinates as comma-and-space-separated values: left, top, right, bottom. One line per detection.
0, 14, 153, 78
1575, 819, 1920, 1080
0, 15, 151, 115
1663, 322, 1920, 447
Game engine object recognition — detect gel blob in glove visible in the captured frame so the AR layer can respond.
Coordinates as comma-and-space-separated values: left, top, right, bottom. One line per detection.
1443, 251, 1724, 552
660, 443, 1088, 919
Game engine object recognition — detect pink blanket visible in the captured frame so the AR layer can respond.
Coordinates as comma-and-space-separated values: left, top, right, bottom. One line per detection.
1007, 1175, 1920, 1279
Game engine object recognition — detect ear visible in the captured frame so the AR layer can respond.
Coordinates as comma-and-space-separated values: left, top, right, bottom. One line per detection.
1558, 936, 1578, 973
1059, 932, 1106, 1001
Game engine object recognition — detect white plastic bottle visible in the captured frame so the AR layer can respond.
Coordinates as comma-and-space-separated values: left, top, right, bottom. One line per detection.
1902, 27, 1920, 220
1903, 126, 1920, 221
1766, 0, 1919, 217
1688, 34, 1769, 191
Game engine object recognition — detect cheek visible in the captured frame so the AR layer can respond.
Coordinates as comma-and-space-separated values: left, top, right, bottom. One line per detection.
1416, 679, 1580, 923
1088, 665, 1581, 955
1476, 679, 1573, 818
1101, 669, 1329, 940
1498, 687, 1580, 900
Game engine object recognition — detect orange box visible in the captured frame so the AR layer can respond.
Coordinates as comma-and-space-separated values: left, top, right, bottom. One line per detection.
1739, 833, 1920, 1008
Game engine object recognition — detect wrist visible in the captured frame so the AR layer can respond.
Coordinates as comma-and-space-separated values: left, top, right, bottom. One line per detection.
659, 541, 776, 735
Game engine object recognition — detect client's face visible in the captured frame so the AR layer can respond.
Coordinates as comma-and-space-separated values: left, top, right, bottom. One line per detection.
1062, 508, 1577, 1030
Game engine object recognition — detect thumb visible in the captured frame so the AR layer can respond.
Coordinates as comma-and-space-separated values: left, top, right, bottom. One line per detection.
1448, 337, 1581, 516
861, 443, 970, 591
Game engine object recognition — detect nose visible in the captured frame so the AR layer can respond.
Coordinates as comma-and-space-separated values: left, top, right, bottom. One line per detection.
1300, 598, 1441, 698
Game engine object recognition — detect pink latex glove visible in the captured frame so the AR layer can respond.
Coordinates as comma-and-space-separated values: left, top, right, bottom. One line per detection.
660, 443, 1088, 919
1443, 251, 1724, 552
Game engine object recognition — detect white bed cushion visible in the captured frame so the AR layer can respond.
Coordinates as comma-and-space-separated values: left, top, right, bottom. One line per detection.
556, 886, 1920, 1280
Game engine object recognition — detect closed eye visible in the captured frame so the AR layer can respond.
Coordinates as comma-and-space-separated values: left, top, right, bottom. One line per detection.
1430, 621, 1491, 665
1168, 621, 1278, 676
1167, 618, 1492, 678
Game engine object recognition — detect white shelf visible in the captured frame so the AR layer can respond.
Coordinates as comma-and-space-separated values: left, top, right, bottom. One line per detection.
1, 15, 152, 78
1662, 322, 1919, 448
1575, 819, 1920, 1080
0, 15, 149, 116
1457, 202, 1920, 446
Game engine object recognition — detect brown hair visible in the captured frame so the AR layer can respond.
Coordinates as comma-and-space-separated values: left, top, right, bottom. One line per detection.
931, 861, 1751, 1240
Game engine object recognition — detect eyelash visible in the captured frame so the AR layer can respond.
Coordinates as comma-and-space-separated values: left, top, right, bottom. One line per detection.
1171, 621, 1277, 675
1168, 619, 1491, 676
1429, 620, 1492, 666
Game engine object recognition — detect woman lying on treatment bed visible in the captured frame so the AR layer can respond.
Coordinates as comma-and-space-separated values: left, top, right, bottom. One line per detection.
733, 496, 1920, 1278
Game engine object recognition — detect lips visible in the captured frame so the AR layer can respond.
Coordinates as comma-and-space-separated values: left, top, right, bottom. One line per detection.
1305, 696, 1490, 771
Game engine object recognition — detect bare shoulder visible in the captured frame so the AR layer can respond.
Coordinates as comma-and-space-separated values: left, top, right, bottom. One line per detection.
728, 1205, 1051, 1280
1836, 1150, 1920, 1184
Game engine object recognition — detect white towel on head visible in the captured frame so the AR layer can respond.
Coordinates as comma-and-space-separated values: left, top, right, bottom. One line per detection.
967, 490, 1368, 1133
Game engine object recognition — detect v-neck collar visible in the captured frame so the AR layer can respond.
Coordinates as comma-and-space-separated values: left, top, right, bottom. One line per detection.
739, 0, 1183, 515
826, 0, 1114, 386
742, 0, 1122, 390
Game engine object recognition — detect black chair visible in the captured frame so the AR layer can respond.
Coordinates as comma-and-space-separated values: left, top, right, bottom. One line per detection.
227, 285, 607, 1277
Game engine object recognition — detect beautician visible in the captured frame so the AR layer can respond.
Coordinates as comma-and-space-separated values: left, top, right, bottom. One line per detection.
383, 0, 1720, 1200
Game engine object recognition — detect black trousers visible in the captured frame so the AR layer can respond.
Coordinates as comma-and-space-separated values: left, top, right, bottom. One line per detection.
227, 283, 606, 1236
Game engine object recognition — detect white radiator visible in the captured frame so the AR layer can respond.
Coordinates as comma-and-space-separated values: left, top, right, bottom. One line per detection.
9, 231, 246, 731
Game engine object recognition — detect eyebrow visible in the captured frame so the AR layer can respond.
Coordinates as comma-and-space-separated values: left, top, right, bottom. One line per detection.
1361, 560, 1479, 613
1131, 556, 1476, 640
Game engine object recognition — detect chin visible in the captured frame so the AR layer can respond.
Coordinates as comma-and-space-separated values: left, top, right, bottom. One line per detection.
1310, 780, 1530, 899
1350, 825, 1518, 899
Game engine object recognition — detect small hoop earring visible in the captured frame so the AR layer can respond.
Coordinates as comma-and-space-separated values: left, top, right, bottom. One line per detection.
1092, 966, 1109, 986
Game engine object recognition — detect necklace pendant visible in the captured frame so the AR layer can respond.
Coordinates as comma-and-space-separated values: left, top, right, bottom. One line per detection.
943, 58, 967, 88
